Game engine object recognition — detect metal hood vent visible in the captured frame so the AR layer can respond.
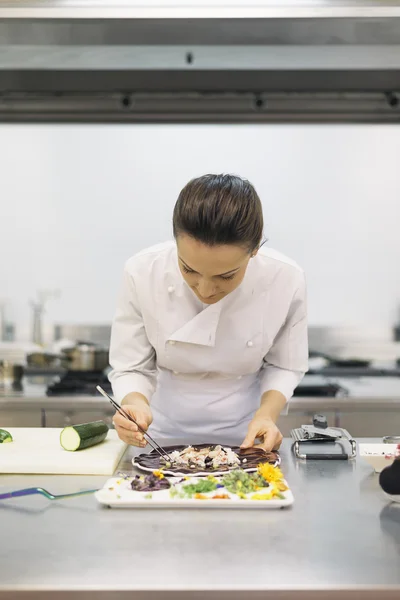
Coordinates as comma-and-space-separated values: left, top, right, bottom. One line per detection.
0, 2, 400, 123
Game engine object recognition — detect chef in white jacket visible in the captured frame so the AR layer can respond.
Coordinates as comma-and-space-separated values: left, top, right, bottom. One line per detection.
109, 174, 308, 451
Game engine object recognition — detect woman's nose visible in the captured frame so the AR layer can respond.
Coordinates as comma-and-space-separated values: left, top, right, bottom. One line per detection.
197, 279, 217, 298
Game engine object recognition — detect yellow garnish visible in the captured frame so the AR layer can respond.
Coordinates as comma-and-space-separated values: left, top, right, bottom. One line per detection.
194, 493, 207, 500
153, 470, 164, 479
207, 475, 218, 483
257, 462, 284, 483
237, 481, 242, 489
251, 492, 273, 501
276, 481, 289, 492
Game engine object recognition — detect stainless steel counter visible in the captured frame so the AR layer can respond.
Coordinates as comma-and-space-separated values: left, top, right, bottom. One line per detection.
0, 439, 399, 599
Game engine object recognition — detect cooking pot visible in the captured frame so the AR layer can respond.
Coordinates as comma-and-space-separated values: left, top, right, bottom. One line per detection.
0, 361, 24, 386
27, 352, 66, 369
61, 342, 109, 372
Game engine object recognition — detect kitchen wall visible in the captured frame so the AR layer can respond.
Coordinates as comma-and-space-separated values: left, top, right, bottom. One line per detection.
1, 124, 399, 342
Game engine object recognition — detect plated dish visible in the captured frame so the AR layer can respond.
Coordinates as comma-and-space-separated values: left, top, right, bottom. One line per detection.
133, 443, 280, 476
96, 462, 293, 509
359, 443, 398, 473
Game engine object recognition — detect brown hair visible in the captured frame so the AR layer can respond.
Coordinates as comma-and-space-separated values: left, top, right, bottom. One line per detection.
173, 174, 263, 252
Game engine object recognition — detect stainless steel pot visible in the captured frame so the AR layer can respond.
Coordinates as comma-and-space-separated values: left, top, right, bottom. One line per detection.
0, 361, 24, 386
61, 342, 109, 372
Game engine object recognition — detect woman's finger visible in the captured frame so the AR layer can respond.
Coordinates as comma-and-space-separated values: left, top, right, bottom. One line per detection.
113, 412, 138, 432
115, 426, 146, 447
116, 423, 145, 442
240, 422, 259, 449
259, 428, 279, 452
272, 432, 283, 451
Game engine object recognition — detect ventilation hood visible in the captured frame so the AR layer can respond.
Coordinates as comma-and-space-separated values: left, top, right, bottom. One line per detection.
0, 1, 400, 122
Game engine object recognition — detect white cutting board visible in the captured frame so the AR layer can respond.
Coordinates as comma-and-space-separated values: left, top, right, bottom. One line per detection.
0, 428, 127, 475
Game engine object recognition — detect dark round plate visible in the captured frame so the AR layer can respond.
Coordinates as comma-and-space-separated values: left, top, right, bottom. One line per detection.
133, 443, 280, 477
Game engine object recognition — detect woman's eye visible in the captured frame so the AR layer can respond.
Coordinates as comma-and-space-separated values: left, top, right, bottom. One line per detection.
220, 274, 236, 281
182, 266, 195, 274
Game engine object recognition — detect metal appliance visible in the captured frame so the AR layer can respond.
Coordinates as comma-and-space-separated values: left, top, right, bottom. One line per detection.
0, 1, 400, 123
291, 414, 357, 460
46, 370, 111, 396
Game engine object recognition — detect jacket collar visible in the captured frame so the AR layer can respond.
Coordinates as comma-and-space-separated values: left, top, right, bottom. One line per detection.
167, 300, 223, 347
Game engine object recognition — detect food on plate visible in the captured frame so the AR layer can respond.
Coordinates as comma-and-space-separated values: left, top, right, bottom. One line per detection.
166, 464, 287, 500
180, 477, 219, 497
163, 444, 241, 470
0, 428, 13, 444
221, 470, 268, 496
60, 420, 109, 451
135, 443, 279, 475
221, 463, 286, 499
96, 463, 292, 507
131, 472, 171, 492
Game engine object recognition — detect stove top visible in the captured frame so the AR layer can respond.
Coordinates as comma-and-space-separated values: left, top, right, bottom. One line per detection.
46, 371, 112, 396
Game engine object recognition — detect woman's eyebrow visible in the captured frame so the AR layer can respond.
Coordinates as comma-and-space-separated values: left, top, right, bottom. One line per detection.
179, 257, 240, 277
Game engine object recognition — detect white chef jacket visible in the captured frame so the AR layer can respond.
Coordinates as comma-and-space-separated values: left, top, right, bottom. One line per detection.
109, 241, 308, 443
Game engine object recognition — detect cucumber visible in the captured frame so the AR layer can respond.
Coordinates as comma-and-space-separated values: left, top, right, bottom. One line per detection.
0, 429, 13, 443
60, 421, 108, 452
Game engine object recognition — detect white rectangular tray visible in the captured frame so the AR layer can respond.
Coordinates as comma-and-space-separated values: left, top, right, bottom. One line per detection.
95, 476, 294, 509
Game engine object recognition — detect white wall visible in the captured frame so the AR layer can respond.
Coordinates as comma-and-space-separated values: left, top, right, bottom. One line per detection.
1, 124, 399, 341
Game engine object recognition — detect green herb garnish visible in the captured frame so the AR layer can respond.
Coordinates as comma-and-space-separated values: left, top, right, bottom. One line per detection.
182, 479, 218, 498
221, 470, 269, 495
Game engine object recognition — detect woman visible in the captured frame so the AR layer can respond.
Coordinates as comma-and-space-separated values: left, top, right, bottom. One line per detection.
109, 174, 308, 451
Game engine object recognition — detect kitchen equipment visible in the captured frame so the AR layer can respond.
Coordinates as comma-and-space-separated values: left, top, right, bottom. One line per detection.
62, 342, 109, 372
54, 324, 111, 347
291, 415, 356, 460
0, 428, 127, 475
383, 436, 400, 444
293, 376, 348, 397
0, 361, 24, 387
46, 370, 111, 396
96, 385, 173, 463
27, 352, 66, 369
95, 476, 294, 509
0, 486, 98, 501
359, 443, 398, 473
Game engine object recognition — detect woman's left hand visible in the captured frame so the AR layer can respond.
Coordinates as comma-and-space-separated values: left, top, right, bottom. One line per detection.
240, 416, 283, 452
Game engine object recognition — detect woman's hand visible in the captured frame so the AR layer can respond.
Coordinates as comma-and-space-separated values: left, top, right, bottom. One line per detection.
240, 416, 283, 452
113, 393, 153, 447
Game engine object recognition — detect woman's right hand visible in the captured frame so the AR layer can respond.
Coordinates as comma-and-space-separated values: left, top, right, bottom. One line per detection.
113, 394, 153, 447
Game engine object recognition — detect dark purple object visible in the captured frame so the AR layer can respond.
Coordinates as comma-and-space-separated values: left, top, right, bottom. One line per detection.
135, 443, 279, 475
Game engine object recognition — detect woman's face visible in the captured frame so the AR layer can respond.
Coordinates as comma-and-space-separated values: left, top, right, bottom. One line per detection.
176, 234, 256, 304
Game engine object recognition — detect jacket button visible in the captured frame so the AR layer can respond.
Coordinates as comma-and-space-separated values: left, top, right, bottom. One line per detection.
173, 371, 179, 375
168, 286, 175, 293
168, 340, 175, 345
237, 375, 242, 380
247, 341, 253, 347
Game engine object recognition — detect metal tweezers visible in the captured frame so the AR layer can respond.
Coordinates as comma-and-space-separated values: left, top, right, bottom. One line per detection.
96, 386, 173, 463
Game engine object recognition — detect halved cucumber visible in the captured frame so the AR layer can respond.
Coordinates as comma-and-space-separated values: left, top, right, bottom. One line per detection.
60, 421, 108, 452
0, 428, 13, 444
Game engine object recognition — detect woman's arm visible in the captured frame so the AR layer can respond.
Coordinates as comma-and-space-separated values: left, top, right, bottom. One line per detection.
259, 270, 308, 404
108, 265, 156, 445
241, 271, 308, 450
109, 265, 157, 402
